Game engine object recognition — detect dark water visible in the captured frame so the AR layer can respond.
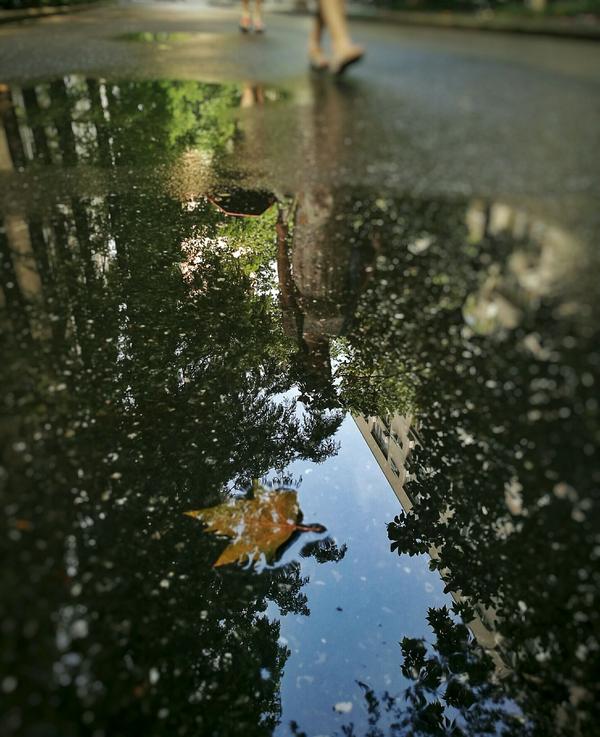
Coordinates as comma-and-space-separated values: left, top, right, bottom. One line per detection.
1, 77, 599, 737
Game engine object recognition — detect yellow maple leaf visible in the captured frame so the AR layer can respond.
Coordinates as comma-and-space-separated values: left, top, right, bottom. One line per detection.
185, 485, 326, 567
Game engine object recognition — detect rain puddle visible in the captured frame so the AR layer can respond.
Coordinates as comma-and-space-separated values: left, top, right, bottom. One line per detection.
118, 32, 198, 44
1, 76, 599, 737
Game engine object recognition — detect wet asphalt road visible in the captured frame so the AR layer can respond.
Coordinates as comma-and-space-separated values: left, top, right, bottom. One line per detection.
1, 2, 599, 234
1, 10, 600, 734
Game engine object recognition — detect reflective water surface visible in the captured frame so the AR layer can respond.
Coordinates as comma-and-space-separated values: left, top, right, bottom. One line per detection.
1, 77, 599, 737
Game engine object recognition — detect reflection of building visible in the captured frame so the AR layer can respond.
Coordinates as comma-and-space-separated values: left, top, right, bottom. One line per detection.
355, 414, 417, 514
354, 414, 507, 673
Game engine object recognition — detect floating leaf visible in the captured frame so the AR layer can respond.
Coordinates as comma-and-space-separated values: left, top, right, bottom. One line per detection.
185, 485, 326, 567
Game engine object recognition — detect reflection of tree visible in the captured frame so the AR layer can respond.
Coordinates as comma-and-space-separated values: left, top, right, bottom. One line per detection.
4, 71, 598, 737
0, 84, 26, 168
312, 603, 524, 737
300, 536, 347, 563
337, 196, 600, 735
1, 76, 241, 172
0, 186, 343, 735
398, 605, 522, 737
336, 196, 471, 418
0, 78, 344, 737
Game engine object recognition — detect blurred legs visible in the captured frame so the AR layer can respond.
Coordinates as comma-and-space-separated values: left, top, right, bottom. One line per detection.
309, 7, 329, 69
313, 0, 364, 74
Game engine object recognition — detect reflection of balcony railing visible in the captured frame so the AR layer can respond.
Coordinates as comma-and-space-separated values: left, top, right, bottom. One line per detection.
370, 424, 389, 458
391, 430, 403, 449
390, 458, 401, 478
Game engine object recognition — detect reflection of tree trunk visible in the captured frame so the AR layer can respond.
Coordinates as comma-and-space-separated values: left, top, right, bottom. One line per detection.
22, 87, 51, 165
0, 111, 14, 172
1, 212, 46, 357
291, 191, 375, 341
4, 214, 53, 342
28, 218, 51, 290
278, 186, 377, 400
87, 78, 112, 166
105, 84, 121, 165
0, 86, 26, 170
277, 199, 335, 395
291, 190, 344, 338
276, 204, 303, 342
3, 215, 43, 302
104, 191, 141, 399
106, 193, 131, 277
49, 79, 77, 166
50, 208, 89, 363
28, 216, 67, 348
0, 220, 30, 338
72, 198, 96, 290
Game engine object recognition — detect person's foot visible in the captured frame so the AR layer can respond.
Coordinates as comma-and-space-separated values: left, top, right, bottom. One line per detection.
239, 14, 252, 32
331, 44, 365, 75
253, 17, 265, 33
308, 46, 329, 71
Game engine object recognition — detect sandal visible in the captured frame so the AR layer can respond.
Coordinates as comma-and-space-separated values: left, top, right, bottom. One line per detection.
239, 15, 252, 33
253, 19, 265, 33
309, 48, 329, 72
331, 46, 365, 76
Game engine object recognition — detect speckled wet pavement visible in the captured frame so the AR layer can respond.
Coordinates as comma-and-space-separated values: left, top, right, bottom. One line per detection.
1, 7, 600, 737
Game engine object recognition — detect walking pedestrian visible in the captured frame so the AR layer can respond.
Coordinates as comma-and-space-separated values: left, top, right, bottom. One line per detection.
308, 0, 364, 74
240, 0, 265, 33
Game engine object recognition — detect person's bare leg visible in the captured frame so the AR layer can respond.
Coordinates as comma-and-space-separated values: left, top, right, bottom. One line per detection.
319, 0, 364, 72
309, 5, 328, 69
240, 0, 252, 31
241, 83, 255, 108
253, 0, 265, 32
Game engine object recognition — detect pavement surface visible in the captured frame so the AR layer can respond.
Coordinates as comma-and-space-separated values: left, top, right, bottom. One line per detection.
338, 5, 600, 40
0, 2, 599, 239
3, 1, 600, 39
1, 9, 599, 737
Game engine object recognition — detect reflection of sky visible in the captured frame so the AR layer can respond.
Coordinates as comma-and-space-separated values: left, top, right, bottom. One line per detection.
269, 416, 452, 736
